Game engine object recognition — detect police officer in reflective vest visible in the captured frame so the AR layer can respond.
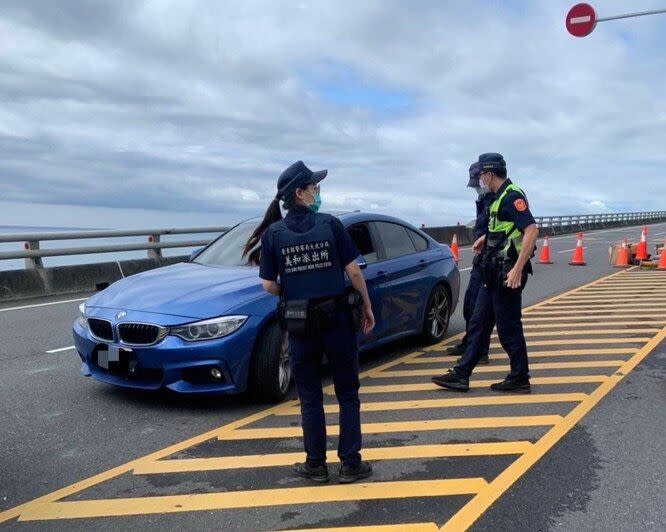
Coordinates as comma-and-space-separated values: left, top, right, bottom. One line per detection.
245, 160, 375, 483
433, 153, 538, 392
443, 161, 495, 365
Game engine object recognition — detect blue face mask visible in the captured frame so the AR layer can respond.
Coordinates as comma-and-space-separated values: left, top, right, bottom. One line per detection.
306, 191, 322, 213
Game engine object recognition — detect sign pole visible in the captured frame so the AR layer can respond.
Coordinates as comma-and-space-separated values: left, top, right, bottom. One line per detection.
566, 4, 666, 37
596, 8, 666, 23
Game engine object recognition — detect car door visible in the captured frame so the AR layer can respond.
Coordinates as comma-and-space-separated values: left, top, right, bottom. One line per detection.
374, 221, 433, 336
345, 221, 392, 344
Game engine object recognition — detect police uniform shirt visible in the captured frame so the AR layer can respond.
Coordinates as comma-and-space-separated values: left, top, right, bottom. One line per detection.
493, 179, 536, 273
259, 206, 360, 283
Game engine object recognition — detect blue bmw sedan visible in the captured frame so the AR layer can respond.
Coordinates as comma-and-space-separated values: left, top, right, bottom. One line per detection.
73, 212, 459, 402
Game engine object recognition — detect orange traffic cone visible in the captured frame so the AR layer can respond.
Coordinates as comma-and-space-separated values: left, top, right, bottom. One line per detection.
614, 239, 630, 268
657, 243, 666, 270
450, 233, 460, 262
635, 226, 648, 261
538, 235, 553, 264
569, 232, 586, 266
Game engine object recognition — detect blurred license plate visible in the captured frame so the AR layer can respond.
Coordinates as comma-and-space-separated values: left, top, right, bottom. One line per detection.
98, 345, 122, 369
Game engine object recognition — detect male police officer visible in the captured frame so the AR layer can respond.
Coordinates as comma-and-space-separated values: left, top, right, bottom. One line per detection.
443, 161, 495, 365
433, 153, 538, 392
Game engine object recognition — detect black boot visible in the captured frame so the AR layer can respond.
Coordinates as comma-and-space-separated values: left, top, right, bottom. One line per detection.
432, 370, 469, 392
490, 378, 531, 393
293, 462, 329, 482
339, 461, 373, 484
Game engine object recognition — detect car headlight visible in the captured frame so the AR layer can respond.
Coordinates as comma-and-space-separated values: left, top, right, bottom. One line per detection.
76, 302, 88, 329
170, 315, 248, 342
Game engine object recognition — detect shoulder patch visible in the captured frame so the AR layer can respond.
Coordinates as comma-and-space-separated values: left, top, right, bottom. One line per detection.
513, 198, 527, 212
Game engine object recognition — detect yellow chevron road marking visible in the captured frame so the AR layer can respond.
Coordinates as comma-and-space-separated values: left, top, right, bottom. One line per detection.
372, 360, 625, 378
442, 327, 666, 531
276, 393, 587, 416
410, 348, 635, 363
347, 376, 608, 395
216, 415, 563, 440
134, 441, 533, 475
18, 479, 490, 521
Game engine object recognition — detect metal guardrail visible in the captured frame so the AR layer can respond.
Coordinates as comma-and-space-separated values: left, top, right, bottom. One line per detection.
1, 211, 665, 270
534, 211, 666, 231
0, 227, 228, 269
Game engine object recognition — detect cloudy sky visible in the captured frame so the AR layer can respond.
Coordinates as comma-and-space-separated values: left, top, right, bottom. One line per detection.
1, 0, 665, 230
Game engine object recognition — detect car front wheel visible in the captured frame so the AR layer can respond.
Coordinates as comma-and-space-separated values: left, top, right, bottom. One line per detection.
421, 284, 451, 344
248, 321, 291, 403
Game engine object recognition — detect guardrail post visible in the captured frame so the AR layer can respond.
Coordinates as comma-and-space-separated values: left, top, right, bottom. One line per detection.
147, 235, 162, 259
23, 240, 43, 269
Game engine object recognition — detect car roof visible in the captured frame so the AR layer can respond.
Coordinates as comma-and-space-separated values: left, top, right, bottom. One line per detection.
241, 211, 419, 230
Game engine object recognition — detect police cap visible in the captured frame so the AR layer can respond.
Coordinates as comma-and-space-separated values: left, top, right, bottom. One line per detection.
466, 161, 481, 188
478, 152, 506, 173
276, 161, 327, 200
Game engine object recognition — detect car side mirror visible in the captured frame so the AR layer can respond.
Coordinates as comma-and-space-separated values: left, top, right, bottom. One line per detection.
189, 248, 203, 261
356, 256, 368, 270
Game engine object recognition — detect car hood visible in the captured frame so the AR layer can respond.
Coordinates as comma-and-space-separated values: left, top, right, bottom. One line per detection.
85, 262, 267, 319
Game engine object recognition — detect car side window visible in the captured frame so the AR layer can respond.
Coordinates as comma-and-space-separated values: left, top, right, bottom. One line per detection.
407, 228, 429, 252
376, 222, 417, 260
347, 223, 378, 264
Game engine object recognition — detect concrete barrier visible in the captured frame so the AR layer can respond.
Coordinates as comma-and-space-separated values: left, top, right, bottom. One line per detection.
422, 226, 475, 246
0, 256, 186, 303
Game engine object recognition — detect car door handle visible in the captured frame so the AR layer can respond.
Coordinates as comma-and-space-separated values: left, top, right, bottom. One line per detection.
376, 270, 388, 280
418, 259, 428, 268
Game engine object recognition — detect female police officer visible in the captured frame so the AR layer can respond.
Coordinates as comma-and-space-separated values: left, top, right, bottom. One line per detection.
244, 160, 375, 484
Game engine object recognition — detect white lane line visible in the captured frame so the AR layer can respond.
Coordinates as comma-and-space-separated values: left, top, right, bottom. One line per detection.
459, 267, 473, 272
0, 297, 87, 313
46, 346, 76, 354
655, 231, 666, 236
557, 246, 588, 254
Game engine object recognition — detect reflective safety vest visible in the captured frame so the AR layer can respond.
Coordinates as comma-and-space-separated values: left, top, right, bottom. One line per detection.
272, 214, 346, 301
487, 183, 526, 259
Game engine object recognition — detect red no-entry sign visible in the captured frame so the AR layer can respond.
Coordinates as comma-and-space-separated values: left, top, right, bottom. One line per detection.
566, 3, 597, 37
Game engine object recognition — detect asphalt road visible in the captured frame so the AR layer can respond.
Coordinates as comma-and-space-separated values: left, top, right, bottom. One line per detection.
1, 222, 665, 530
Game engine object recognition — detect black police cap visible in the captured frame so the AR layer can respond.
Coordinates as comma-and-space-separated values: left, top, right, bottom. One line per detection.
478, 152, 506, 172
467, 161, 481, 188
276, 161, 327, 200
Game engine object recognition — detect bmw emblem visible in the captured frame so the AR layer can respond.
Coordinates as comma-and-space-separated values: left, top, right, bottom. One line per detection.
116, 311, 127, 320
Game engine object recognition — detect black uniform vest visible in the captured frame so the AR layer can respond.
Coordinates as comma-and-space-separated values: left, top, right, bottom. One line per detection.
273, 214, 346, 301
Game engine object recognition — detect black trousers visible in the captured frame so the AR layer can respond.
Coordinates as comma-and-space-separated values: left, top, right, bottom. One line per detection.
289, 311, 361, 467
457, 264, 491, 358
455, 273, 530, 381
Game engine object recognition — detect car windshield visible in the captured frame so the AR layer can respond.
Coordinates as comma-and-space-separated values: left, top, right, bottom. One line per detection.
193, 222, 260, 267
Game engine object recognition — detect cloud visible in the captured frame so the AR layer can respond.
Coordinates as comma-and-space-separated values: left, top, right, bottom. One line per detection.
0, 0, 665, 229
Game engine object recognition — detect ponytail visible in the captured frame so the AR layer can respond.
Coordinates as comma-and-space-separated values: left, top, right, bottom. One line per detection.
243, 197, 283, 265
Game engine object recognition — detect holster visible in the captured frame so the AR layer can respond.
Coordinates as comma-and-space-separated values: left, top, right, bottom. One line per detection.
278, 299, 311, 336
346, 291, 362, 333
278, 294, 356, 337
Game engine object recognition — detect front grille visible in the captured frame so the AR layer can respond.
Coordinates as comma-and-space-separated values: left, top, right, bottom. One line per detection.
88, 318, 113, 341
117, 322, 164, 345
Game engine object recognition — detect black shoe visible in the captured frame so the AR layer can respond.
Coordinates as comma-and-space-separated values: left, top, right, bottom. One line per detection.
490, 378, 531, 393
293, 462, 329, 483
339, 461, 372, 484
443, 343, 465, 357
432, 370, 469, 392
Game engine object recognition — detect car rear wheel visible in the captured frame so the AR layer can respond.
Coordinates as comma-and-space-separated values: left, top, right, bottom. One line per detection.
421, 284, 451, 345
248, 321, 291, 403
